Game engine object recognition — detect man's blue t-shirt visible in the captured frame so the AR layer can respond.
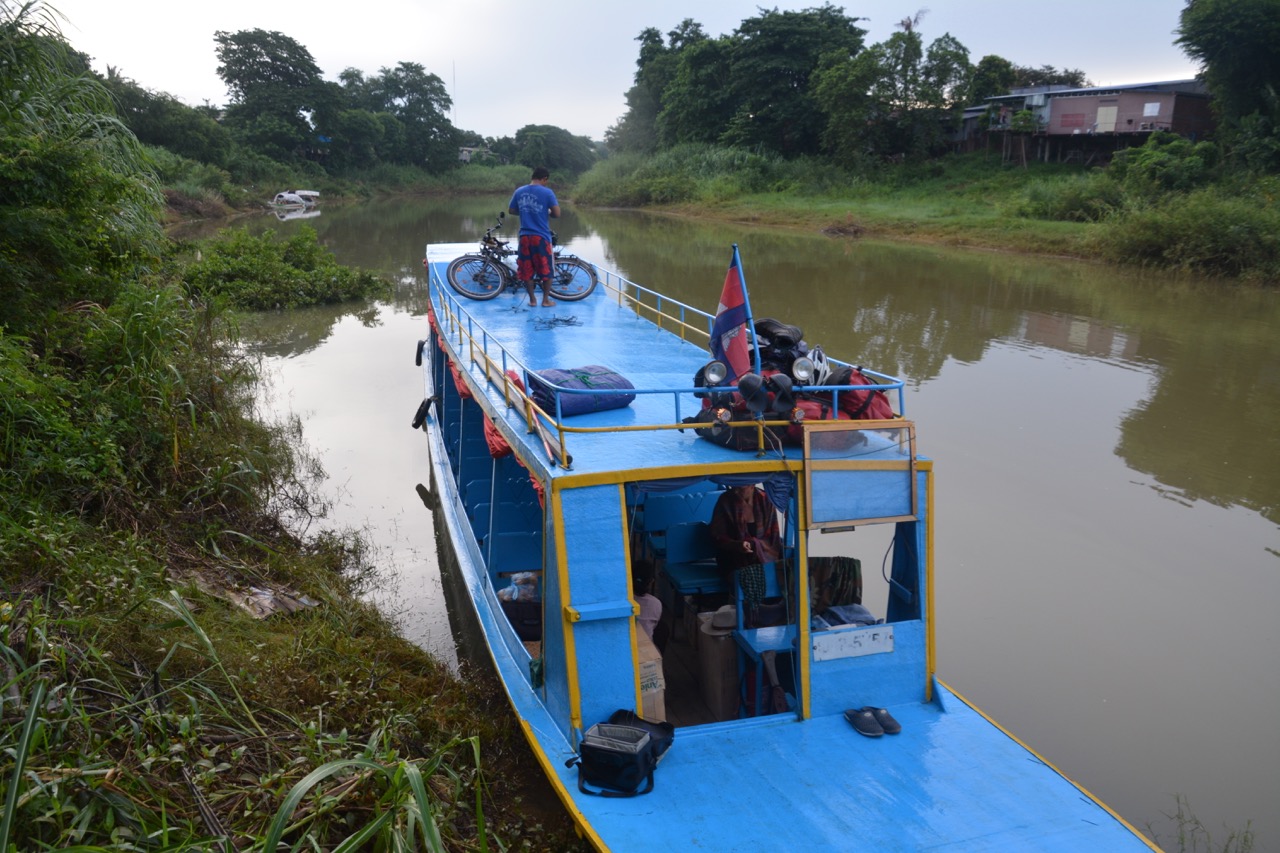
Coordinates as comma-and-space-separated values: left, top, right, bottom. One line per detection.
508, 183, 558, 242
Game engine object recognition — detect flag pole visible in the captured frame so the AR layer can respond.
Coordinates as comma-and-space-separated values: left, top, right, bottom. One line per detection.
731, 244, 762, 375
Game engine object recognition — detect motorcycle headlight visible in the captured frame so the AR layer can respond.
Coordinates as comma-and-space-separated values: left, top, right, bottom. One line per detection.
792, 356, 815, 384
703, 360, 729, 386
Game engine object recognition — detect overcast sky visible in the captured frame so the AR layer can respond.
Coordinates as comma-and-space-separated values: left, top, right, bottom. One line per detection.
46, 0, 1199, 140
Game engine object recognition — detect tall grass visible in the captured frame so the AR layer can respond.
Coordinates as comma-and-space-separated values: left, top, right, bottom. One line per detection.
570, 143, 1279, 282
0, 588, 496, 850
1089, 187, 1280, 281
573, 144, 866, 206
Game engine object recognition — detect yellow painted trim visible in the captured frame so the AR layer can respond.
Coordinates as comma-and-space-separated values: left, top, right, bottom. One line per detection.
553, 459, 804, 490
808, 460, 916, 471
936, 679, 1161, 851
795, 476, 811, 720
924, 466, 936, 702
622, 484, 645, 713
549, 482, 584, 734
516, 719, 609, 852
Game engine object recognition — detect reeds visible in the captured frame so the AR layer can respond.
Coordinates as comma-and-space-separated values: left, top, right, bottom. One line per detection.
0, 590, 493, 851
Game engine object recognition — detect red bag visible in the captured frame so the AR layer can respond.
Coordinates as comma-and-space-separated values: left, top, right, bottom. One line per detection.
826, 366, 894, 420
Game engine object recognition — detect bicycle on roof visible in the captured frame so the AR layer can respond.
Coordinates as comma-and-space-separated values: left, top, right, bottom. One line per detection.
444, 211, 599, 302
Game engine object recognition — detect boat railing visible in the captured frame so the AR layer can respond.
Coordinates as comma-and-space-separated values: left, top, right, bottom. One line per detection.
595, 266, 714, 346
431, 268, 907, 468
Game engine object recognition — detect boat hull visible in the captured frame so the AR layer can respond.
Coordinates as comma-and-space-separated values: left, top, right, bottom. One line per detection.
416, 245, 1156, 851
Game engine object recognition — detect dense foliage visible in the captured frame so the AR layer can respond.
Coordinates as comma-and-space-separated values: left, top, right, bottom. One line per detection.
1176, 0, 1280, 171
91, 17, 597, 187
2, 5, 586, 849
607, 6, 1086, 163
0, 3, 164, 331
179, 226, 391, 310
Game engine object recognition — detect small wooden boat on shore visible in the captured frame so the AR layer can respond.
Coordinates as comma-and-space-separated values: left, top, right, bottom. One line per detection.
414, 234, 1156, 851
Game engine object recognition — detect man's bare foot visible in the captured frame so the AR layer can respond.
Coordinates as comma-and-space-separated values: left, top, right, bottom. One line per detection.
528, 300, 537, 307
541, 299, 555, 307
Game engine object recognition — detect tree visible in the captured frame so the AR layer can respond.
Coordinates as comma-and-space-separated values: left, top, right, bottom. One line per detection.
813, 47, 887, 166
369, 62, 456, 169
966, 55, 1016, 104
1177, 0, 1280, 127
656, 36, 736, 146
511, 125, 597, 175
322, 108, 384, 170
606, 22, 705, 153
813, 21, 970, 163
1012, 64, 1088, 89
921, 33, 972, 109
214, 28, 323, 104
102, 72, 233, 166
722, 4, 867, 155
214, 29, 324, 161
1009, 108, 1037, 167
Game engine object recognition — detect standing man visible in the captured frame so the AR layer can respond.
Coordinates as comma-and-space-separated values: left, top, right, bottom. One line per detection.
508, 167, 561, 307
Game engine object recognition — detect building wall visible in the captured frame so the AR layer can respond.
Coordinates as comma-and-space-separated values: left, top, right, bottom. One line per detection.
1048, 92, 1175, 135
1045, 91, 1213, 138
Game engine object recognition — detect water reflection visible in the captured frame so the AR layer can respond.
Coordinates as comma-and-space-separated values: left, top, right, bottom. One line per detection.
188, 194, 1278, 849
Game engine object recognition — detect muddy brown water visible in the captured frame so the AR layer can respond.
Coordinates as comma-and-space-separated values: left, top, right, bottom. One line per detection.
175, 195, 1279, 849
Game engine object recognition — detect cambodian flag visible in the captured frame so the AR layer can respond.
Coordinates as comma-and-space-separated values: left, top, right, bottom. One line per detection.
710, 245, 758, 381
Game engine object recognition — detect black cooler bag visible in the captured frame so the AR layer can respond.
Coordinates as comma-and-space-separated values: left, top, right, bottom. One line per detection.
570, 723, 657, 796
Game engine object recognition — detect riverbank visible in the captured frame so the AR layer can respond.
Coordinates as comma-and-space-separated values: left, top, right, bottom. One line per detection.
1, 224, 587, 850
571, 145, 1280, 284
653, 192, 1094, 260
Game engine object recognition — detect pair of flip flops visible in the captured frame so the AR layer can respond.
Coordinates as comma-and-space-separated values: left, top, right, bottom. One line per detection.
845, 706, 901, 737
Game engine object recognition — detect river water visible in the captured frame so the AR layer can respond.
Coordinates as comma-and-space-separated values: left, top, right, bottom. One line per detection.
172, 195, 1279, 849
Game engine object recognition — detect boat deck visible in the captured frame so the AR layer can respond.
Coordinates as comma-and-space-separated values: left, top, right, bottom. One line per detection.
428, 246, 725, 477
426, 245, 905, 479
555, 680, 1144, 852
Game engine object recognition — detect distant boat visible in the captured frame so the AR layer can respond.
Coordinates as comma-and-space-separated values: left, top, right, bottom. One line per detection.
267, 190, 319, 210
413, 236, 1158, 851
272, 207, 321, 222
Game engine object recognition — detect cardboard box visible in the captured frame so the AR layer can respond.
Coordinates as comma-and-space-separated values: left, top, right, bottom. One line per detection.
638, 629, 666, 721
697, 621, 740, 721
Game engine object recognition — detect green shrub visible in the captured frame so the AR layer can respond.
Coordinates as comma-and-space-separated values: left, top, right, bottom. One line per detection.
181, 226, 391, 310
1018, 172, 1125, 222
1090, 188, 1280, 280
1109, 131, 1220, 198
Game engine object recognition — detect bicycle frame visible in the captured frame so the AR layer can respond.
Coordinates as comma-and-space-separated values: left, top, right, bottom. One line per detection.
443, 212, 599, 302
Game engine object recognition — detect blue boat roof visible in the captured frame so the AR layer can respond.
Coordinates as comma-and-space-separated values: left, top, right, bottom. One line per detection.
425, 245, 903, 479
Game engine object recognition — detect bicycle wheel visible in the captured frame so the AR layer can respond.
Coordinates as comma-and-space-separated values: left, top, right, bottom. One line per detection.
548, 256, 598, 301
446, 255, 507, 300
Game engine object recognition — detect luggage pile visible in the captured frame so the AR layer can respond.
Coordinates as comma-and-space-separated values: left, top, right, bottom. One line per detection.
684, 318, 895, 450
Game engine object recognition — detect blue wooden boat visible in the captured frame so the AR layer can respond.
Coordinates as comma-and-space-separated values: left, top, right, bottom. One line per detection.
415, 237, 1156, 851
